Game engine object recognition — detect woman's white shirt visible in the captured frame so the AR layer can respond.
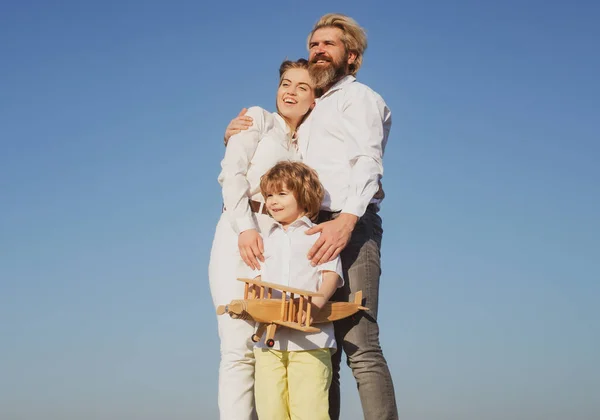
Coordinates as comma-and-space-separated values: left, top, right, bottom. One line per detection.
218, 106, 299, 234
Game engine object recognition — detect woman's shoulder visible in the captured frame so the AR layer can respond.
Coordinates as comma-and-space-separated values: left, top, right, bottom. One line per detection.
245, 106, 276, 131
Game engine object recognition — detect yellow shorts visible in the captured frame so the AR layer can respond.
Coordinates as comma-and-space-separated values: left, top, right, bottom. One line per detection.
254, 348, 332, 420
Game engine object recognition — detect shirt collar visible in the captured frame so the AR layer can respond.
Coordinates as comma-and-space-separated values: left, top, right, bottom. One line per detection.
273, 112, 292, 136
269, 215, 314, 234
319, 75, 356, 100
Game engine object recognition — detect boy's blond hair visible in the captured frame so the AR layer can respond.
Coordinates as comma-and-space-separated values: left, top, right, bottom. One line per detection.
260, 161, 324, 222
307, 13, 368, 76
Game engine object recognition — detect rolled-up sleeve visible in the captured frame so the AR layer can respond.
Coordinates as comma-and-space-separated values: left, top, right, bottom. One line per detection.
339, 88, 391, 217
218, 107, 265, 234
317, 255, 344, 288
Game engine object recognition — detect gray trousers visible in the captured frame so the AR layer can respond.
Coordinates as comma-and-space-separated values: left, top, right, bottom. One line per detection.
321, 206, 398, 420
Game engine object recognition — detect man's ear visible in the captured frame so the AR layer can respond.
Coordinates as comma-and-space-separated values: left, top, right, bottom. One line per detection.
309, 101, 316, 110
347, 51, 357, 66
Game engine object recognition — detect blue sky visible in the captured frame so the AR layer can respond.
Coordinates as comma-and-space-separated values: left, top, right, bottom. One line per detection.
1, 1, 598, 419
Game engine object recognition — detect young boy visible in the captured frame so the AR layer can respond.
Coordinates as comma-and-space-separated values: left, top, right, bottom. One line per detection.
242, 161, 343, 420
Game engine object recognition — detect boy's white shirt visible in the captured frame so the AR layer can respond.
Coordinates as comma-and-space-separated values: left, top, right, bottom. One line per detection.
239, 216, 344, 352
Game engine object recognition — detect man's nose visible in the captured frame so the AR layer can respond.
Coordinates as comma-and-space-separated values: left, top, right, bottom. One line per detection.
315, 46, 327, 56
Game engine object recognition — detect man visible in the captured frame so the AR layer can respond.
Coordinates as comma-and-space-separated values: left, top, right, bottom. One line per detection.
225, 14, 398, 420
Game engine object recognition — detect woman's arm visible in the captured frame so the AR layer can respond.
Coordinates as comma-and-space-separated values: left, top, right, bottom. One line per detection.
218, 106, 266, 269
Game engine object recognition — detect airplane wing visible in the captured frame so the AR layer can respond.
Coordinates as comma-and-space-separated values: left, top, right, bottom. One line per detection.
238, 278, 324, 298
272, 320, 320, 333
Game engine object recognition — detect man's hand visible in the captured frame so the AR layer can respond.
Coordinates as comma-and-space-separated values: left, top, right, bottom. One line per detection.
238, 229, 264, 270
224, 108, 254, 145
306, 213, 359, 265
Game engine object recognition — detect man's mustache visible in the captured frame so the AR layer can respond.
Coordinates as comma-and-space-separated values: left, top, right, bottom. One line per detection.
310, 54, 332, 64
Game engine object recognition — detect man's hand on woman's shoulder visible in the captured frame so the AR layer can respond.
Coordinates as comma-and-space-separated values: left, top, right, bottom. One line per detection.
224, 108, 254, 145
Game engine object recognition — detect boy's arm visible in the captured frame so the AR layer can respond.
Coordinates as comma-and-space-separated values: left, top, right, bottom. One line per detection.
249, 275, 262, 295
311, 253, 344, 312
311, 270, 342, 310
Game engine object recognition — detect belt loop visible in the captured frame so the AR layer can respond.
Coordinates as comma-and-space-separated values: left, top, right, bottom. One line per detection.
259, 202, 265, 215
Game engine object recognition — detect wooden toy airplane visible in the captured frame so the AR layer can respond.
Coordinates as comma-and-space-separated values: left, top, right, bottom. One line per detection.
216, 278, 368, 347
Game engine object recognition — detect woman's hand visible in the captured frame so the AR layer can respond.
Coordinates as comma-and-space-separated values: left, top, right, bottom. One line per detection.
224, 108, 254, 145
238, 229, 264, 270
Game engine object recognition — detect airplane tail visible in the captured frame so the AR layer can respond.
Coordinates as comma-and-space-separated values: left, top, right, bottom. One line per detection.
354, 291, 368, 310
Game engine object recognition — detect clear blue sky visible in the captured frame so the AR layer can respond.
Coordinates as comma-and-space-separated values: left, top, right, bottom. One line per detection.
1, 1, 598, 419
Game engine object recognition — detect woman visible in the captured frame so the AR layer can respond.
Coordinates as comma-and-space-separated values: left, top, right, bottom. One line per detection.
208, 59, 317, 420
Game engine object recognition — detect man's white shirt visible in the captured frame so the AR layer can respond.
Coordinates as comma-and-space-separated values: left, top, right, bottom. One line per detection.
219, 106, 299, 234
298, 75, 391, 217
241, 216, 344, 352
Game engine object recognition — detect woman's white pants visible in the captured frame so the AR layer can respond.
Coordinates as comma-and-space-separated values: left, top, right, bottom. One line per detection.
209, 211, 272, 420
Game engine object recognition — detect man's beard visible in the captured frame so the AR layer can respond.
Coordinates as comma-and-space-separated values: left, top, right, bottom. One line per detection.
309, 55, 347, 90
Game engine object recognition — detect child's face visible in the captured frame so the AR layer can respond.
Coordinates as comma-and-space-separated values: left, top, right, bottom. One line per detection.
265, 184, 305, 227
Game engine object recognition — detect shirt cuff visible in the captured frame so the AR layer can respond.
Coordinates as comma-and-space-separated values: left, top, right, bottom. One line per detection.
341, 196, 369, 218
236, 215, 257, 234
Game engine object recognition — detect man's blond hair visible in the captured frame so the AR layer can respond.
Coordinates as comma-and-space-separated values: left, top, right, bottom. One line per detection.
307, 13, 367, 76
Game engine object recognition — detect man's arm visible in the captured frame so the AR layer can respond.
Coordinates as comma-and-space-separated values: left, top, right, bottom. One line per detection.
306, 214, 358, 265
339, 87, 390, 217
224, 108, 254, 145
307, 87, 390, 265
